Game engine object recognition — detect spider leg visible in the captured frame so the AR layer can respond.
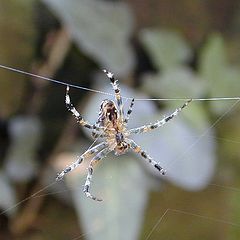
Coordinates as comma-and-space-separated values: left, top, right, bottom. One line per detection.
91, 124, 108, 139
128, 99, 192, 134
124, 98, 135, 124
83, 147, 111, 201
56, 142, 108, 181
103, 69, 124, 121
91, 131, 106, 139
128, 139, 166, 175
66, 86, 104, 131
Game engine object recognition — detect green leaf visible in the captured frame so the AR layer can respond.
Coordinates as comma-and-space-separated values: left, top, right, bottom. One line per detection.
42, 0, 135, 77
139, 29, 192, 70
141, 67, 206, 101
199, 33, 226, 82
199, 34, 240, 114
152, 113, 216, 190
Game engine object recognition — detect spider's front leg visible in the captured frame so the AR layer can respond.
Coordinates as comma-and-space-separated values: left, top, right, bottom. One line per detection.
91, 129, 107, 139
83, 147, 111, 201
56, 142, 108, 181
124, 98, 135, 124
103, 69, 124, 121
129, 99, 192, 134
66, 86, 104, 132
128, 139, 166, 175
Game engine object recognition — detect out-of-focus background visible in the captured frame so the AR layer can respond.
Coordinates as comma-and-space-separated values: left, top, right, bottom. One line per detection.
1, 0, 240, 239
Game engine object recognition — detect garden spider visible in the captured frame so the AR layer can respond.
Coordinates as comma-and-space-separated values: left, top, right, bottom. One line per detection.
56, 69, 192, 201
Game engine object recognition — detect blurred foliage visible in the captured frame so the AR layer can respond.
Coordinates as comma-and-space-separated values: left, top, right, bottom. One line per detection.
0, 0, 240, 240
4, 116, 42, 182
139, 29, 192, 70
0, 0, 35, 116
199, 33, 240, 114
42, 0, 135, 77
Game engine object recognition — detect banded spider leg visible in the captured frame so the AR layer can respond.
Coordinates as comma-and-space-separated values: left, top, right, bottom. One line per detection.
128, 99, 192, 134
124, 98, 135, 124
127, 99, 192, 175
83, 147, 111, 201
56, 142, 108, 181
66, 85, 106, 133
103, 69, 124, 121
128, 139, 166, 175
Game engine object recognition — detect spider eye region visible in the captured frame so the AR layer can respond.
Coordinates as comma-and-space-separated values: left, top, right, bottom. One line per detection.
100, 99, 118, 122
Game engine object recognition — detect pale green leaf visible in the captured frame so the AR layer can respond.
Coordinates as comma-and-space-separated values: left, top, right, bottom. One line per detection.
42, 0, 135, 77
199, 34, 240, 114
199, 33, 226, 82
141, 67, 206, 100
139, 29, 192, 70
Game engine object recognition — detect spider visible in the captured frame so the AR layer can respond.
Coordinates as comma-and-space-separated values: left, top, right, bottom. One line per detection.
56, 69, 192, 201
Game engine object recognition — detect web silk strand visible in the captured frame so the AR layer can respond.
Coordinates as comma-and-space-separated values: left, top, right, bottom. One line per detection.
1, 64, 240, 102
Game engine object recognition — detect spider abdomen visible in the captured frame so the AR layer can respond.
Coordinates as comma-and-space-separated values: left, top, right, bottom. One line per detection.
114, 133, 129, 155
115, 132, 124, 144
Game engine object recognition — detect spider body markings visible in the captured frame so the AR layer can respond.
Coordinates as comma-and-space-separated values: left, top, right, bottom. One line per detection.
56, 69, 192, 201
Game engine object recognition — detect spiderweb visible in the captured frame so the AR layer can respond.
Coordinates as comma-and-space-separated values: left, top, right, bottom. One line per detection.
1, 64, 240, 239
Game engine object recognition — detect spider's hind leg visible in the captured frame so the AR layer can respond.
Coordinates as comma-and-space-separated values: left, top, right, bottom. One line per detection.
56, 142, 108, 181
129, 139, 166, 175
83, 147, 111, 201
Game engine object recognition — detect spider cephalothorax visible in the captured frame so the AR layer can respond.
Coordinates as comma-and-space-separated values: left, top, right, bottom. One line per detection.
98, 99, 119, 127
56, 69, 192, 201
